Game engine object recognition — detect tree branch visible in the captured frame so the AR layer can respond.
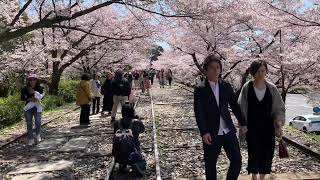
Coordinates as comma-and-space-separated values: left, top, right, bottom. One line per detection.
51, 25, 148, 40
9, 0, 33, 26
0, 1, 117, 42
115, 1, 199, 18
267, 2, 320, 27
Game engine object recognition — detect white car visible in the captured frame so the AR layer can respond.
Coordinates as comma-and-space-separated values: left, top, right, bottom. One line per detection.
289, 114, 320, 133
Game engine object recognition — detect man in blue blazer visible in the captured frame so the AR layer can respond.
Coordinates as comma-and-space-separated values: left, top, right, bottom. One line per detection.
194, 54, 247, 180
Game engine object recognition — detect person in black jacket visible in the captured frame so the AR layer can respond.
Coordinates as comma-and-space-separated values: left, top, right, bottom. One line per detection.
101, 71, 114, 116
194, 54, 247, 180
111, 70, 131, 123
113, 103, 146, 176
21, 74, 44, 146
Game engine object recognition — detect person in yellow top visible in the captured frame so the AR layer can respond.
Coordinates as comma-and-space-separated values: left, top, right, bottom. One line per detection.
76, 73, 93, 126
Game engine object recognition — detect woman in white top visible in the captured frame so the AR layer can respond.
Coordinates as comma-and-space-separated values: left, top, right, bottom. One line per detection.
91, 72, 102, 115
238, 60, 285, 180
20, 74, 44, 145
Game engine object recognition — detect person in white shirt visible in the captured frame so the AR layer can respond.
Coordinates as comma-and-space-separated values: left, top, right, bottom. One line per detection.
91, 72, 102, 115
20, 74, 44, 146
194, 54, 247, 180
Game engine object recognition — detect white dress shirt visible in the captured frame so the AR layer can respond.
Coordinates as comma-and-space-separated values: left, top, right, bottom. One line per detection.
209, 81, 231, 135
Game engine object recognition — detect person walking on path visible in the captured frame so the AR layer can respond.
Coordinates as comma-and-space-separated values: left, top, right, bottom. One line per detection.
91, 72, 102, 115
194, 54, 247, 180
166, 69, 173, 87
127, 72, 133, 89
138, 71, 145, 93
21, 74, 44, 146
143, 71, 151, 95
149, 69, 156, 85
158, 69, 165, 88
238, 60, 285, 180
111, 70, 131, 123
133, 71, 140, 89
76, 73, 93, 126
101, 71, 114, 116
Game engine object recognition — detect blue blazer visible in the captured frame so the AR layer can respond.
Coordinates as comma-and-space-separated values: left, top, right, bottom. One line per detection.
194, 79, 246, 136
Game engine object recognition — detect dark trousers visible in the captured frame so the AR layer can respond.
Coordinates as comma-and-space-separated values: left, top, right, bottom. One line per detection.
102, 95, 113, 113
203, 132, 241, 180
150, 77, 154, 85
80, 104, 90, 125
168, 78, 172, 86
92, 97, 100, 114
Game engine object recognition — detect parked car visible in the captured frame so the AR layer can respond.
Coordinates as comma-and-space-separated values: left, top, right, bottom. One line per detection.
289, 114, 320, 133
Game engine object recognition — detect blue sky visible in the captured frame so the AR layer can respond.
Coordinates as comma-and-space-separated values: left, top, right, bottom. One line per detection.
22, 0, 317, 50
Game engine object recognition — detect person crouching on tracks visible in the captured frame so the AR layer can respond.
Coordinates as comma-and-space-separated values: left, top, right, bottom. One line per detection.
21, 74, 44, 146
238, 60, 285, 180
112, 103, 146, 177
194, 54, 247, 180
110, 70, 131, 123
76, 73, 93, 126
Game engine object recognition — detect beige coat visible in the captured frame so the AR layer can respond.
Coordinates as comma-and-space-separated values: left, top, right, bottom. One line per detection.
237, 80, 286, 128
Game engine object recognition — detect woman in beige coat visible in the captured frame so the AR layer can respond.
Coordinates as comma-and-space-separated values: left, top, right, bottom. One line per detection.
238, 60, 285, 180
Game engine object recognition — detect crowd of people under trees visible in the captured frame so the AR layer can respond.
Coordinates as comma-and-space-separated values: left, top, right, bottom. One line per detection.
20, 55, 287, 179
20, 67, 174, 177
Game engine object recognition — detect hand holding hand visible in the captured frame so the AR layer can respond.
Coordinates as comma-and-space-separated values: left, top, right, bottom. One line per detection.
202, 133, 212, 145
275, 127, 283, 138
240, 126, 248, 135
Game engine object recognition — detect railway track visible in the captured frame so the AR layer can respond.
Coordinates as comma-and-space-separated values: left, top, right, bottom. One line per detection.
109, 82, 320, 179
1, 82, 319, 180
0, 106, 80, 150
176, 82, 320, 162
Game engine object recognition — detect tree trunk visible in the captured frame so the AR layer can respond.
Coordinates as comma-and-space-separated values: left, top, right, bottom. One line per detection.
280, 65, 286, 103
0, 85, 9, 97
235, 68, 250, 98
48, 61, 62, 95
281, 90, 287, 103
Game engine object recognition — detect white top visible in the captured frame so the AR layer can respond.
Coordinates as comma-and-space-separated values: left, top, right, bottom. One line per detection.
91, 80, 102, 97
209, 81, 231, 135
254, 86, 266, 101
24, 91, 44, 112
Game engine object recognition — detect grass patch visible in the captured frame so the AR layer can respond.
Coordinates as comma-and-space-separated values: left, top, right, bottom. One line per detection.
284, 125, 320, 144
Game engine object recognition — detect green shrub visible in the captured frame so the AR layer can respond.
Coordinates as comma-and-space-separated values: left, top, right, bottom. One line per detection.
58, 80, 79, 103
42, 95, 65, 111
0, 96, 24, 128
0, 80, 78, 130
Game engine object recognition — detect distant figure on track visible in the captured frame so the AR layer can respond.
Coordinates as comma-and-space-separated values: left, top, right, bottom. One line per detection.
194, 54, 247, 180
238, 60, 285, 180
158, 69, 165, 88
166, 69, 173, 87
143, 70, 151, 95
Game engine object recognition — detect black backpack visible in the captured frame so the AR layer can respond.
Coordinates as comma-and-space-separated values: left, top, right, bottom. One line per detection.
112, 122, 136, 165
